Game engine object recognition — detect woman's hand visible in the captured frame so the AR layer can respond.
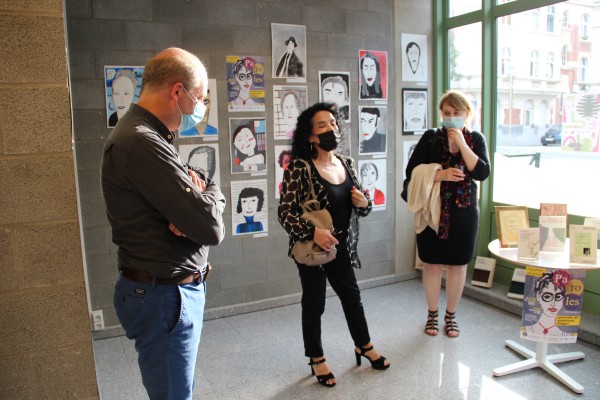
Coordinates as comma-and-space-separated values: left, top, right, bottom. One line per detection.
350, 186, 369, 208
314, 227, 339, 250
437, 167, 465, 182
447, 127, 467, 152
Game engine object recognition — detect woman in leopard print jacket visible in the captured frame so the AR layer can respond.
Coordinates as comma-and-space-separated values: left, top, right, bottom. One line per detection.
278, 103, 390, 388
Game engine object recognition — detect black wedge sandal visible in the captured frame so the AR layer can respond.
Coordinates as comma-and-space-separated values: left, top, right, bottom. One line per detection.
308, 358, 336, 387
425, 309, 439, 336
355, 345, 390, 370
445, 310, 460, 338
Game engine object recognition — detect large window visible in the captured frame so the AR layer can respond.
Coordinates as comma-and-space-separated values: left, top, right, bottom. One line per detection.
440, 0, 600, 218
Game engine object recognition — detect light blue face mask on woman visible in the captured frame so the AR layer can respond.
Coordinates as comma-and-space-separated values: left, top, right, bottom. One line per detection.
442, 116, 464, 129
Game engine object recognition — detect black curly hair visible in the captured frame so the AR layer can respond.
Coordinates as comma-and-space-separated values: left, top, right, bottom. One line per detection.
291, 102, 339, 160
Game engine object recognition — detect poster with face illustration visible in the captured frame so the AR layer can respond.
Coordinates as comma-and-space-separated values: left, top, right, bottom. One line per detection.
358, 159, 387, 209
319, 71, 351, 122
273, 86, 307, 140
358, 105, 387, 155
178, 143, 221, 188
401, 33, 428, 82
271, 23, 307, 81
402, 88, 428, 135
274, 145, 292, 199
229, 118, 267, 174
227, 55, 265, 112
520, 267, 585, 344
231, 179, 269, 236
179, 79, 219, 137
358, 50, 387, 101
104, 65, 144, 128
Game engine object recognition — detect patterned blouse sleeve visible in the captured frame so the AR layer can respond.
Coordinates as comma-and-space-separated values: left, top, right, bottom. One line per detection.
277, 159, 316, 242
344, 156, 372, 217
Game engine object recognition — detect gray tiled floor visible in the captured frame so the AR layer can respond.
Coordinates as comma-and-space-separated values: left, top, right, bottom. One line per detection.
93, 279, 600, 399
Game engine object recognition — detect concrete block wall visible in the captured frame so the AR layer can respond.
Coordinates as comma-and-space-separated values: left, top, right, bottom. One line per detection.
67, 0, 405, 332
0, 1, 99, 399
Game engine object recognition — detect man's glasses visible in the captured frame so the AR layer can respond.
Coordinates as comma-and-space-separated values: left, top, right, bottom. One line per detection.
540, 291, 565, 303
237, 73, 253, 81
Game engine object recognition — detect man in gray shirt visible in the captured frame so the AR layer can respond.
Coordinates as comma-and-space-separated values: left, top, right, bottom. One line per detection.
101, 47, 225, 400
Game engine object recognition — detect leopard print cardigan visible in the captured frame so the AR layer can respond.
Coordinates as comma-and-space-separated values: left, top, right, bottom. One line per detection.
278, 154, 372, 268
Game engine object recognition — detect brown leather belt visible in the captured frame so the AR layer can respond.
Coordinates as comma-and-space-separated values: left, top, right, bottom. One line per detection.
120, 266, 209, 285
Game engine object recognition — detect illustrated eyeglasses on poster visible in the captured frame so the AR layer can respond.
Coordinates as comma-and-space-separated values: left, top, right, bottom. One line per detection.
273, 86, 307, 140
227, 56, 265, 112
229, 118, 267, 174
179, 79, 219, 137
520, 267, 585, 344
104, 66, 144, 128
231, 179, 268, 237
358, 50, 387, 101
319, 71, 351, 122
358, 159, 387, 210
177, 143, 221, 188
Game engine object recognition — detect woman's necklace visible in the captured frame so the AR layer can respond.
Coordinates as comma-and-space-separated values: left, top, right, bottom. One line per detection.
238, 95, 250, 105
538, 321, 556, 335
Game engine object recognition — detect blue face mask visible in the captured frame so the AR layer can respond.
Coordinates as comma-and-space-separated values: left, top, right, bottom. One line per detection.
442, 116, 464, 129
177, 87, 207, 131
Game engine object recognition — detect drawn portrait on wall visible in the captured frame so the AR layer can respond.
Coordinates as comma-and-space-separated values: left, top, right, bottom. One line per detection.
231, 179, 269, 236
319, 71, 351, 122
274, 144, 292, 199
273, 85, 307, 140
358, 159, 387, 209
179, 79, 219, 137
358, 106, 387, 155
401, 33, 428, 82
229, 118, 267, 174
402, 88, 428, 135
271, 23, 306, 80
358, 50, 387, 101
104, 66, 143, 128
227, 56, 265, 112
177, 143, 221, 188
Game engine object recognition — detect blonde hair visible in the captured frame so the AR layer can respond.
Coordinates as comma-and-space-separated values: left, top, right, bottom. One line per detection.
438, 89, 472, 117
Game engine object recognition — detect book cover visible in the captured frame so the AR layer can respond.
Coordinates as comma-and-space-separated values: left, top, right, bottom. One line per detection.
520, 267, 584, 344
540, 203, 567, 218
495, 206, 529, 248
539, 215, 567, 252
518, 228, 540, 260
471, 256, 496, 288
569, 224, 597, 265
583, 217, 600, 250
507, 268, 526, 299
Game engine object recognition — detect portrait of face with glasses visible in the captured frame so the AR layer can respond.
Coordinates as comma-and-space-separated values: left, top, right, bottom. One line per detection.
228, 56, 265, 112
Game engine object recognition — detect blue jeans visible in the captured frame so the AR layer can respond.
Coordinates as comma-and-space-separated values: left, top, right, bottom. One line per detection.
114, 275, 206, 400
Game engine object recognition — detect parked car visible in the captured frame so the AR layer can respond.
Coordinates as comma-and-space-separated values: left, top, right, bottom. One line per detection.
540, 125, 562, 146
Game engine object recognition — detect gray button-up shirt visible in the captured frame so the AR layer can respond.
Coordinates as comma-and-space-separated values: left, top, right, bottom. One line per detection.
101, 104, 226, 277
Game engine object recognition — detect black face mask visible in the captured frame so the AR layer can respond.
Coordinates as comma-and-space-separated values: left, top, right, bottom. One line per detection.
316, 130, 339, 152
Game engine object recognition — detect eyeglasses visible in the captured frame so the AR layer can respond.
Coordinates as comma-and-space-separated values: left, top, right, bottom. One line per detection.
540, 291, 565, 303
237, 73, 253, 81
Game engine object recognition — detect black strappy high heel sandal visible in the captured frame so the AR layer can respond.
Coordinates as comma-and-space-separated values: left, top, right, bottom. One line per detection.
425, 309, 439, 336
354, 345, 390, 370
445, 310, 460, 338
308, 358, 336, 387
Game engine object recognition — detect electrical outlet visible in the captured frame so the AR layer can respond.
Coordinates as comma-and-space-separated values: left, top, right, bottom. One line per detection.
92, 310, 104, 331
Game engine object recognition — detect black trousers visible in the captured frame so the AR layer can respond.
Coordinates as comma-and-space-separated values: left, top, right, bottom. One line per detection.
296, 240, 371, 357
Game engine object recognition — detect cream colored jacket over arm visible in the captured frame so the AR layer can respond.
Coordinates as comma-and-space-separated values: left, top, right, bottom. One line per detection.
407, 163, 442, 234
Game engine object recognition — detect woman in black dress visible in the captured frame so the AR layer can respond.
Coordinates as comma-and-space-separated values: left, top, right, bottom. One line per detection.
278, 103, 389, 388
402, 90, 490, 338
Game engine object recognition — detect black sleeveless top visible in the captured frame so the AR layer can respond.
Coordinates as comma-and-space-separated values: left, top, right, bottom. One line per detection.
317, 169, 353, 232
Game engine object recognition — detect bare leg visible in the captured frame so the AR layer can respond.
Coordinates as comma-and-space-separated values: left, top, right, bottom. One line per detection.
445, 264, 467, 313
422, 263, 443, 311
